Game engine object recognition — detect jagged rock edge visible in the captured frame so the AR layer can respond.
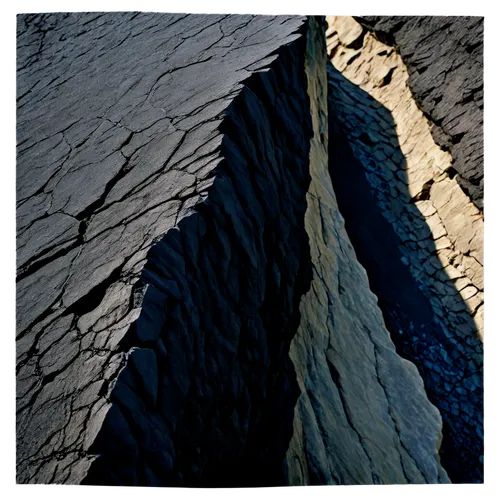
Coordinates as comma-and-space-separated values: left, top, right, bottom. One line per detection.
80, 19, 314, 486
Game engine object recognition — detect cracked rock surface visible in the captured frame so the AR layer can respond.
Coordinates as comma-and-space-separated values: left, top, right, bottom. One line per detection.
16, 12, 312, 485
17, 13, 477, 487
356, 16, 484, 209
326, 16, 483, 483
285, 17, 448, 485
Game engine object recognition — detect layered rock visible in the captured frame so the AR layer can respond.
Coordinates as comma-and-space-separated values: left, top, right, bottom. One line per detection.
325, 16, 483, 482
285, 16, 448, 486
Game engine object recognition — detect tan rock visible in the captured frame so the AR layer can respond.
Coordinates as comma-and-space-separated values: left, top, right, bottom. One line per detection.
474, 305, 484, 340
415, 200, 437, 217
427, 213, 448, 240
327, 15, 483, 343
444, 264, 464, 281
327, 16, 364, 48
460, 286, 479, 301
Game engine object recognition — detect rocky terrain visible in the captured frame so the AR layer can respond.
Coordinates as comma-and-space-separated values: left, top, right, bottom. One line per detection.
325, 16, 483, 483
356, 16, 484, 209
16, 13, 483, 486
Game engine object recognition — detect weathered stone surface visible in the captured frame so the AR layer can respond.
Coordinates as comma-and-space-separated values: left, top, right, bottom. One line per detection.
16, 12, 313, 485
355, 16, 484, 209
326, 16, 483, 483
16, 13, 465, 488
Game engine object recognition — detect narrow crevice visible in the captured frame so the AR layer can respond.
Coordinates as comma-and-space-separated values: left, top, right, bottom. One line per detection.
445, 166, 458, 180
411, 179, 434, 202
18, 211, 93, 285
451, 131, 465, 145
346, 51, 361, 66
74, 133, 134, 222
379, 67, 395, 87
63, 264, 126, 319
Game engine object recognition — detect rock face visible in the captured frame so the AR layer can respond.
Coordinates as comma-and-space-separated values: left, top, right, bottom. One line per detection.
325, 16, 483, 483
356, 16, 484, 209
17, 12, 313, 485
285, 17, 448, 486
16, 13, 482, 486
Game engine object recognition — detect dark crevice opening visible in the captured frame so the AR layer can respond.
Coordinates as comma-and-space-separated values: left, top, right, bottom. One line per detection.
412, 179, 434, 202
380, 67, 395, 87
445, 166, 458, 180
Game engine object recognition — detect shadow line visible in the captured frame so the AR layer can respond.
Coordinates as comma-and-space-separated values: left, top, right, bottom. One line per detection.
326, 63, 483, 483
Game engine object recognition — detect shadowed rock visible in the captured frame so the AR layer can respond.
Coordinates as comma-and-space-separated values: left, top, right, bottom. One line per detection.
16, 12, 313, 485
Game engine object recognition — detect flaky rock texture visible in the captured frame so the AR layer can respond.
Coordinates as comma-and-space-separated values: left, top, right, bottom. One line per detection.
326, 16, 483, 483
355, 16, 484, 209
285, 17, 448, 486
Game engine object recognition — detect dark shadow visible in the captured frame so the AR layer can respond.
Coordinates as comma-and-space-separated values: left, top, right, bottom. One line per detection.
83, 33, 313, 488
326, 63, 483, 483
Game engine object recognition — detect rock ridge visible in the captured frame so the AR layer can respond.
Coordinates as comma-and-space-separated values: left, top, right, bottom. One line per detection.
285, 16, 448, 485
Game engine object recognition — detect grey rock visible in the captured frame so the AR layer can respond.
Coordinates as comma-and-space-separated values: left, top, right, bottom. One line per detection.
17, 12, 313, 486
285, 18, 448, 485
